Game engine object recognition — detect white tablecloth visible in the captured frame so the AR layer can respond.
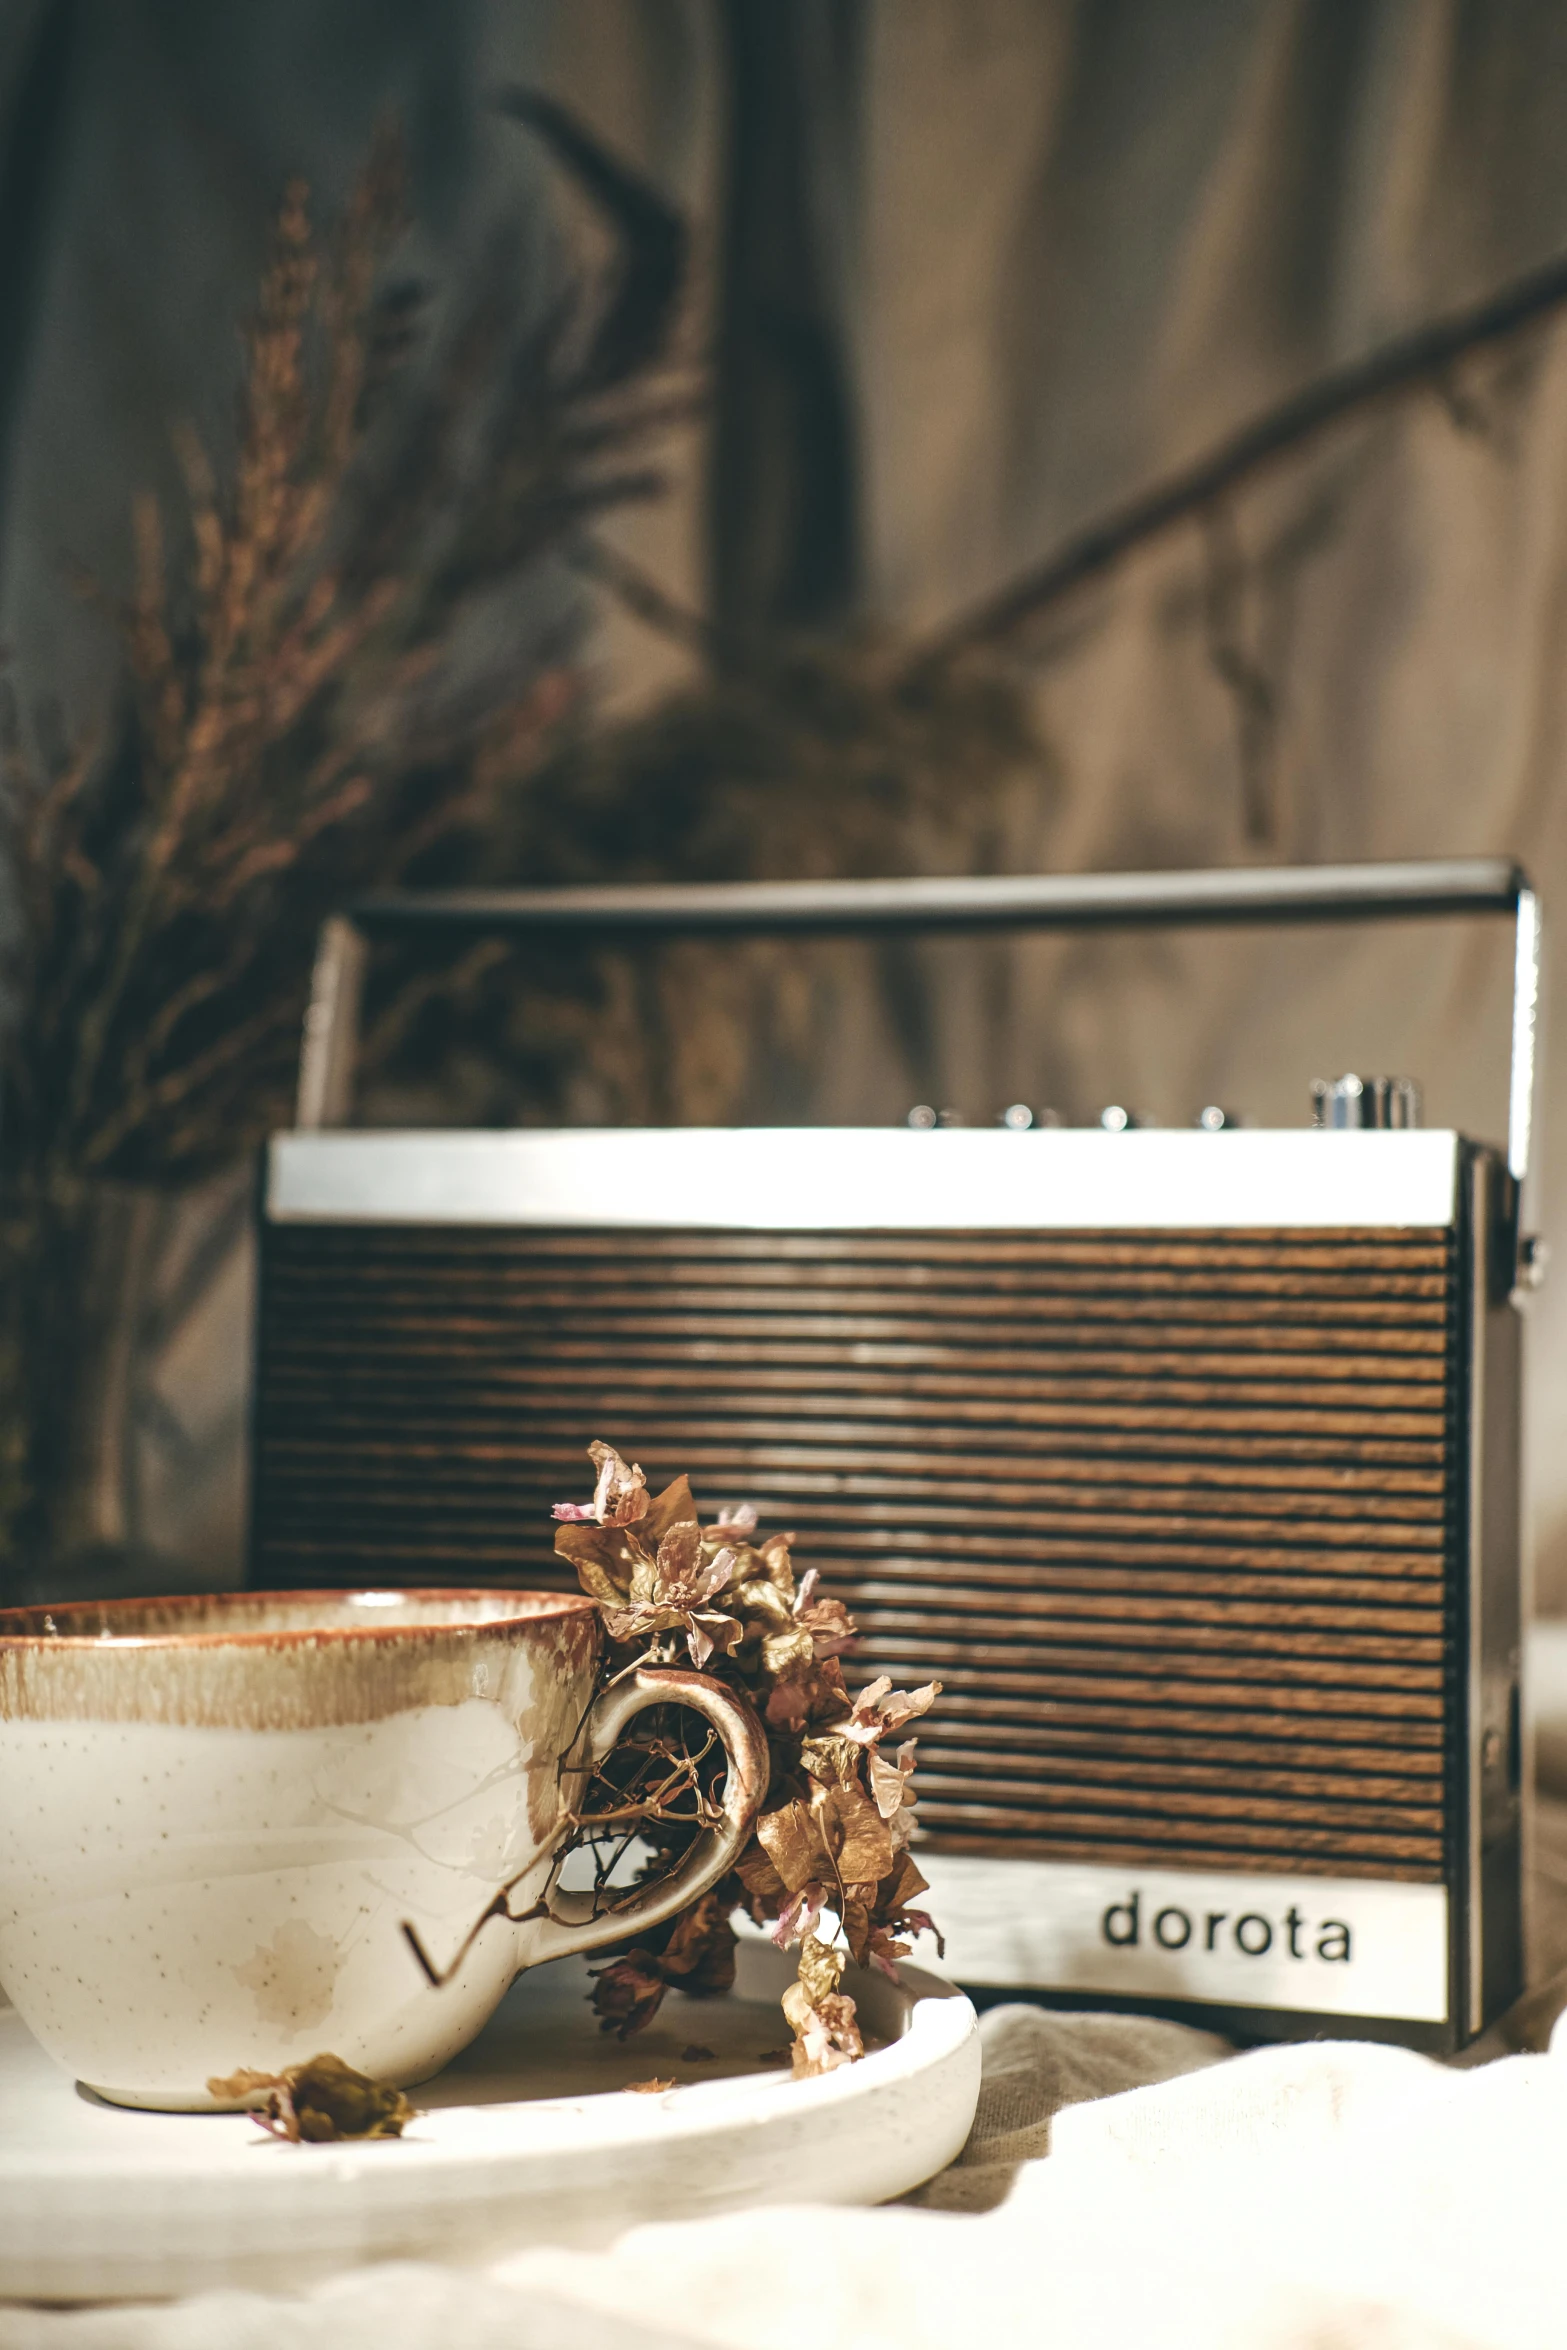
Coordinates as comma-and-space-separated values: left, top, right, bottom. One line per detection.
5, 1995, 1566, 2350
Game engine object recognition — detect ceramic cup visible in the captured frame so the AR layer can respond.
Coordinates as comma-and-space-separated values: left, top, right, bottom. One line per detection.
0, 1588, 769, 2109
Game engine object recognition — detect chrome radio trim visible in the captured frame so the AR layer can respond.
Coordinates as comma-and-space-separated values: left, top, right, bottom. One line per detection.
268, 1126, 1462, 1232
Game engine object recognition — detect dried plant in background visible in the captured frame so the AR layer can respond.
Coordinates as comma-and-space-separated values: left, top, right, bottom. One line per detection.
362, 629, 1048, 1131
0, 104, 690, 1587
553, 1442, 941, 2079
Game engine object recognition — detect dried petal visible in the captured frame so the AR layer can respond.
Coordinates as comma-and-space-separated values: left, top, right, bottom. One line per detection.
206, 2065, 279, 2102
874, 1681, 941, 1733
653, 1516, 702, 1585
866, 1925, 912, 1981
900, 1907, 945, 1956
685, 1607, 742, 1668
765, 1680, 812, 1733
551, 1442, 650, 1530
588, 1950, 669, 2038
714, 1501, 758, 1533
867, 1738, 918, 1821
768, 1881, 827, 1949
787, 1990, 862, 2077
686, 1616, 715, 1668
797, 1594, 858, 1658
782, 1939, 863, 2078
587, 1440, 651, 1527
840, 1677, 940, 1746
624, 2077, 675, 2095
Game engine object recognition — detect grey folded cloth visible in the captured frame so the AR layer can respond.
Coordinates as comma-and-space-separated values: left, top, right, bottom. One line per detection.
908, 2002, 1231, 2211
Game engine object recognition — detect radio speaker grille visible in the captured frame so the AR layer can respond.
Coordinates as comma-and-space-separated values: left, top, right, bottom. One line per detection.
252, 1225, 1458, 1884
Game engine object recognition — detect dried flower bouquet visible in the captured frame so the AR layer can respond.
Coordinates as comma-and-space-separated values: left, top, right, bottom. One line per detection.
553, 1442, 942, 2076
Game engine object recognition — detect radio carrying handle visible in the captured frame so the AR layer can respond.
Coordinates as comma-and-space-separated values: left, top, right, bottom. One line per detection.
297, 856, 1541, 1189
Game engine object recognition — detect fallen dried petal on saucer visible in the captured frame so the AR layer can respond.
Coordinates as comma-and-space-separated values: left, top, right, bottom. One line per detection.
681, 2045, 716, 2062
207, 2053, 415, 2141
206, 2067, 279, 2102
624, 2077, 676, 2095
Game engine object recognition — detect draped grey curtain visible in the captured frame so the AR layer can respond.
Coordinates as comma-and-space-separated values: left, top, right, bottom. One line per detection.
9, 0, 1567, 1603
847, 2, 1567, 1605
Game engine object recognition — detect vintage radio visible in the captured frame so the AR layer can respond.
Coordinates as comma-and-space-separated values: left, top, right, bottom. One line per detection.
250, 860, 1539, 2051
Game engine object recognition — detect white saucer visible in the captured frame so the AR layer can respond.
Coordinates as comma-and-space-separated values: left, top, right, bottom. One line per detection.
0, 1940, 978, 2302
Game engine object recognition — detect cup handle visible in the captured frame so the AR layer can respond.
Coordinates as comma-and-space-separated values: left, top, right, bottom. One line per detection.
522, 1664, 771, 1969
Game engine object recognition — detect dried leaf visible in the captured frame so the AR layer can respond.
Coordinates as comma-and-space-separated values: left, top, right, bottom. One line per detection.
796, 1932, 846, 2007
732, 1576, 795, 1631
641, 1471, 698, 1546
878, 1851, 931, 1912
817, 1778, 895, 1885
659, 1889, 738, 1996
553, 1518, 643, 1600
759, 1624, 814, 1680
798, 1732, 863, 1788
758, 1533, 797, 1592
734, 1841, 788, 1913
756, 1796, 833, 1893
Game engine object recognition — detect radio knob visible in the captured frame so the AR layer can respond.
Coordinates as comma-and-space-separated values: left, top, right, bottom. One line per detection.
906, 1106, 965, 1129
1311, 1075, 1423, 1130
1100, 1105, 1141, 1131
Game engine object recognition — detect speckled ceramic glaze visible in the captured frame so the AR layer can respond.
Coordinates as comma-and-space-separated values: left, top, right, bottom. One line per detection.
0, 1590, 767, 2110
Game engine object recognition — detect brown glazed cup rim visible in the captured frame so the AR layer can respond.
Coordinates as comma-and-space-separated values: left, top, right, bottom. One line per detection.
0, 1587, 598, 1652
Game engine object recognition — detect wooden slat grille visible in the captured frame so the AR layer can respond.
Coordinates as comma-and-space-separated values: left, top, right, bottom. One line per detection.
251, 1224, 1459, 1883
